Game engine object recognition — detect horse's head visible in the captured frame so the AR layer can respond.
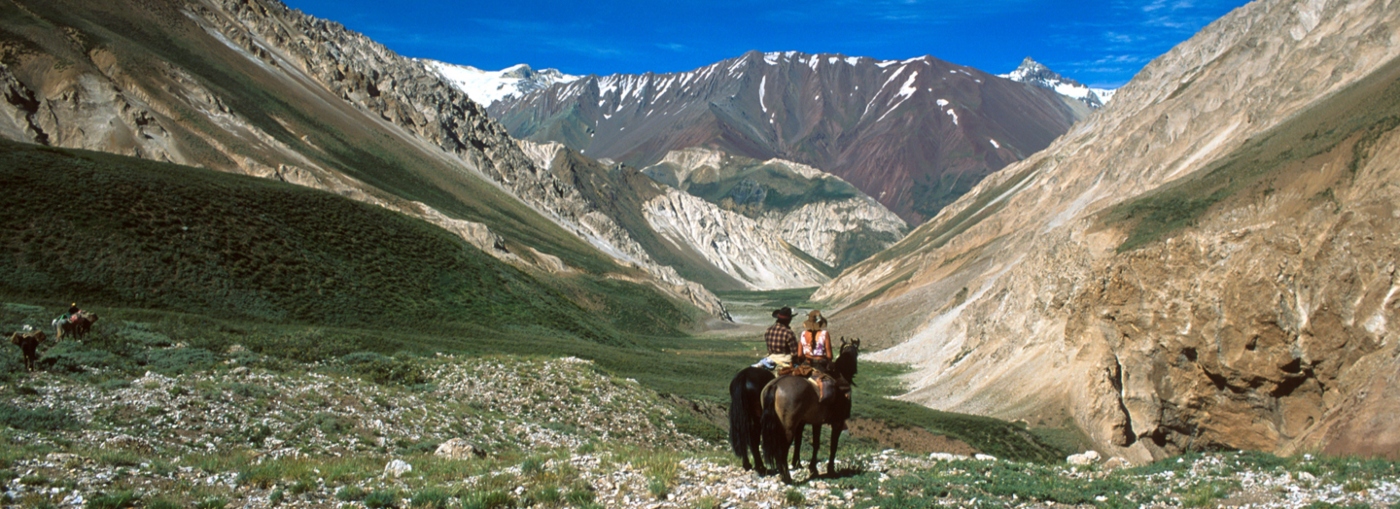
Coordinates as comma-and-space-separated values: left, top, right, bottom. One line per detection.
839, 337, 860, 357
836, 337, 860, 381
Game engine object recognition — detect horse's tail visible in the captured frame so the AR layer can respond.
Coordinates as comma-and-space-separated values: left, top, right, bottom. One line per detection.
728, 373, 749, 459
760, 383, 785, 465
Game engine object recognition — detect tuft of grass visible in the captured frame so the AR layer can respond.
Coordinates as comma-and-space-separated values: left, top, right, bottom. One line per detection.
784, 488, 805, 505
84, 490, 139, 509
409, 487, 451, 508
335, 486, 366, 502
192, 496, 228, 509
1178, 480, 1235, 508
461, 489, 514, 509
363, 489, 399, 508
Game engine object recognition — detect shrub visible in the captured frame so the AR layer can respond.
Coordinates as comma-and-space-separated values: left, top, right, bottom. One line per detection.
784, 488, 805, 505
141, 347, 217, 374
336, 486, 366, 501
410, 487, 451, 508
41, 342, 127, 374
461, 489, 514, 509
85, 490, 139, 509
565, 487, 596, 506
364, 489, 399, 508
0, 404, 78, 431
340, 352, 428, 386
526, 486, 561, 505
145, 499, 180, 509
193, 496, 227, 509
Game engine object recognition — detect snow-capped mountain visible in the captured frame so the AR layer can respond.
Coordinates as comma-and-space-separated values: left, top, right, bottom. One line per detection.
490, 50, 1090, 224
424, 61, 580, 106
1000, 57, 1115, 108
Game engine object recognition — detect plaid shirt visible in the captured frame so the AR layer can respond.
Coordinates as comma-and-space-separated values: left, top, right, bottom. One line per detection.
764, 322, 797, 355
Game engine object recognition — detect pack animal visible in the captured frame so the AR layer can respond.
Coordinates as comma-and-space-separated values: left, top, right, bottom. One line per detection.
54, 311, 98, 340
760, 338, 859, 484
9, 330, 46, 372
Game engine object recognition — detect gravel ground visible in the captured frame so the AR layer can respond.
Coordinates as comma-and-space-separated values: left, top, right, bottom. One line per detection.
1, 354, 1397, 508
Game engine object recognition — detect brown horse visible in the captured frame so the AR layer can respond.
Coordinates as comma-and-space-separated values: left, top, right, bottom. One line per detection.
9, 330, 46, 372
760, 338, 859, 484
54, 311, 98, 341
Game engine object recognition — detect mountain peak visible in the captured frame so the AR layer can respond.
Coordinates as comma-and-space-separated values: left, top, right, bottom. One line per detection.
426, 60, 580, 106
1000, 57, 1114, 108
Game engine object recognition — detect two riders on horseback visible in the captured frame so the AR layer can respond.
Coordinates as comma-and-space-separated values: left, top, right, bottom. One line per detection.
731, 306, 859, 483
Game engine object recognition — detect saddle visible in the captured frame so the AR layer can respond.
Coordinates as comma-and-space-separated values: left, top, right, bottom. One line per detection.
778, 365, 847, 403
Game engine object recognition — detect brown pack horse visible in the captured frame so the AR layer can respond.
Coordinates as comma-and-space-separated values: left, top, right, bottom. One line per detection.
54, 311, 98, 341
760, 338, 859, 484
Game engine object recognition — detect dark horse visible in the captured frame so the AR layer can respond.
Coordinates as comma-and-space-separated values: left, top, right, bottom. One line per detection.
728, 366, 775, 473
760, 338, 859, 484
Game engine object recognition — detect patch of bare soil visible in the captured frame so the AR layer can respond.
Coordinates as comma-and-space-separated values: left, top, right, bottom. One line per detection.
846, 418, 979, 455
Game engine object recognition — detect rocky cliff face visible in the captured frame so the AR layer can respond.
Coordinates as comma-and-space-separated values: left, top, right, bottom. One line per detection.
0, 0, 730, 317
489, 51, 1091, 223
643, 147, 907, 269
816, 0, 1400, 461
643, 188, 831, 291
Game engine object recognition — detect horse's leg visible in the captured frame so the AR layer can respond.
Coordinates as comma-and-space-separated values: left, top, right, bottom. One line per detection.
749, 409, 766, 475
808, 423, 822, 477
827, 423, 844, 476
790, 424, 803, 469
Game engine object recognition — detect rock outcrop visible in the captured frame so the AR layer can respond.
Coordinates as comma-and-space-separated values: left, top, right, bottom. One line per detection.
643, 188, 831, 291
817, 0, 1400, 461
644, 148, 907, 269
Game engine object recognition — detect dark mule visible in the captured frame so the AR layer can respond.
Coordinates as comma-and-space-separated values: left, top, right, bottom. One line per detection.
9, 330, 46, 372
760, 338, 860, 483
729, 366, 775, 473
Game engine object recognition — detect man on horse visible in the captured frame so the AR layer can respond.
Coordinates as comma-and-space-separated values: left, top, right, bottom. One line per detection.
762, 306, 798, 369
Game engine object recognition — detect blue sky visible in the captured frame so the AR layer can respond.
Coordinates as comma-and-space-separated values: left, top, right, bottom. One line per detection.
283, 0, 1250, 89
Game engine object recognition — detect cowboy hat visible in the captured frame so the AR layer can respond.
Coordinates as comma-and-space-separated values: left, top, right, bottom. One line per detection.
803, 309, 826, 330
771, 306, 794, 319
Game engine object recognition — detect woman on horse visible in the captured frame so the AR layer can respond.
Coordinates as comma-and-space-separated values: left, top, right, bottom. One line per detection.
798, 310, 832, 371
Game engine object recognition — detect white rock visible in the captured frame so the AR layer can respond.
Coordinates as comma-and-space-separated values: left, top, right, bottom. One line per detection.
974, 454, 998, 461
434, 438, 482, 459
1067, 450, 1101, 466
384, 459, 412, 478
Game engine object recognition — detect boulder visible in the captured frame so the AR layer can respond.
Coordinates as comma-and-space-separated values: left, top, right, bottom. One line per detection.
384, 459, 412, 477
1102, 456, 1131, 470
434, 438, 483, 459
1067, 450, 1101, 466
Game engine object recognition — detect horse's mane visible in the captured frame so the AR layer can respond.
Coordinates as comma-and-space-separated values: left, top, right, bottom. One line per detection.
833, 342, 859, 382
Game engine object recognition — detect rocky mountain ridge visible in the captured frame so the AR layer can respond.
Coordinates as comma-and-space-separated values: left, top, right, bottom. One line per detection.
489, 50, 1092, 223
0, 0, 729, 317
816, 0, 1400, 462
520, 142, 834, 291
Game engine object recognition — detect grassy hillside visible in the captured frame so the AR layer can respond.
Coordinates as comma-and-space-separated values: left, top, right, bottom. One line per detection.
0, 0, 640, 277
0, 141, 696, 340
